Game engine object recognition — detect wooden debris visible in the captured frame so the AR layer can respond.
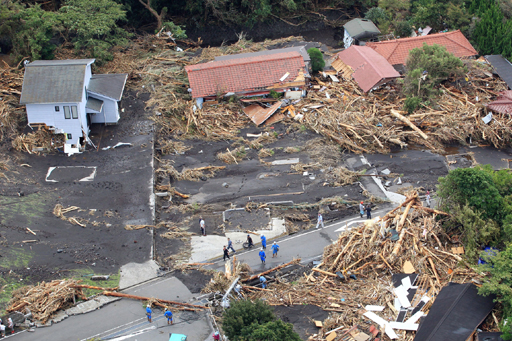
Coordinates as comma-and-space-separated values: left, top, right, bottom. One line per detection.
102, 291, 206, 310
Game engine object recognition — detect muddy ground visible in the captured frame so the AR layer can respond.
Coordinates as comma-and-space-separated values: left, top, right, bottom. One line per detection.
0, 89, 154, 307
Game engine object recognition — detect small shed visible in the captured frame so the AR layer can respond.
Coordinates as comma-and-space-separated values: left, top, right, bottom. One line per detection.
343, 18, 380, 49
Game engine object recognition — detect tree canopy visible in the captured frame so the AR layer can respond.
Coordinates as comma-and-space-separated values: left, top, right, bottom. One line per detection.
307, 47, 325, 74
221, 300, 301, 341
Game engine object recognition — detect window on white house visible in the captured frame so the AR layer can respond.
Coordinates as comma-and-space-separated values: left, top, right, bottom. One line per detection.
64, 106, 71, 119
55, 106, 60, 112
71, 106, 78, 119
67, 133, 72, 140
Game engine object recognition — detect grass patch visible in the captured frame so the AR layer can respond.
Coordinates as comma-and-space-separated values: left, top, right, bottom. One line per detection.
0, 247, 34, 314
0, 192, 53, 226
69, 268, 121, 298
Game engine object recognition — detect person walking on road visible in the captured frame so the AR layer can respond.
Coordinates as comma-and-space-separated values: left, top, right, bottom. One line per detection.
259, 276, 268, 289
247, 234, 254, 248
164, 309, 173, 325
0, 323, 5, 338
259, 248, 266, 264
426, 190, 431, 208
200, 218, 206, 236
271, 241, 279, 258
223, 246, 230, 261
260, 235, 267, 249
316, 212, 325, 228
365, 204, 372, 219
213, 331, 221, 341
6, 318, 13, 335
146, 306, 152, 323
359, 201, 365, 218
227, 238, 236, 253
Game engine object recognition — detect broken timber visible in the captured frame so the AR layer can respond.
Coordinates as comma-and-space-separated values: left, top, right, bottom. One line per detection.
243, 259, 301, 282
102, 291, 206, 309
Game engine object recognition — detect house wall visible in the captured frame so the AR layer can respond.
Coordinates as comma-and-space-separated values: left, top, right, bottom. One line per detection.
88, 92, 119, 124
26, 101, 86, 146
344, 31, 354, 49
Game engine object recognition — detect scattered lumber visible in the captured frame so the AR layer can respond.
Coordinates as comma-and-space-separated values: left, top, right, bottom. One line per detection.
102, 291, 206, 309
242, 259, 301, 282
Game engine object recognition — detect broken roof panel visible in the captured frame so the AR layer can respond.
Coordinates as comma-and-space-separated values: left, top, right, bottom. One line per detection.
335, 45, 400, 92
415, 283, 495, 341
88, 73, 128, 101
366, 30, 477, 66
487, 90, 512, 114
343, 18, 380, 40
243, 101, 282, 126
185, 52, 306, 98
215, 46, 310, 63
485, 55, 512, 89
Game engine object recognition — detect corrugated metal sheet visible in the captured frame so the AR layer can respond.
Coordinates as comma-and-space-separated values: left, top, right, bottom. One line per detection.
243, 101, 282, 126
20, 65, 86, 104
485, 55, 512, 90
88, 74, 128, 101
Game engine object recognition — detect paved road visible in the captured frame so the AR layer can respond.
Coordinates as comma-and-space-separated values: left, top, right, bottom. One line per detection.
209, 206, 392, 273
12, 206, 392, 341
11, 277, 212, 341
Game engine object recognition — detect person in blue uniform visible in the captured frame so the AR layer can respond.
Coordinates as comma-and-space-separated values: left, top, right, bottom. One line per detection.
259, 276, 267, 289
259, 248, 266, 264
164, 309, 173, 325
260, 235, 267, 249
271, 241, 279, 257
146, 306, 152, 323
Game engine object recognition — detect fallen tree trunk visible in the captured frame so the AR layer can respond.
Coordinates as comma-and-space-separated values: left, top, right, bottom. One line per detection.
72, 285, 119, 291
412, 205, 450, 216
312, 268, 338, 277
391, 109, 429, 140
102, 291, 207, 309
243, 259, 301, 282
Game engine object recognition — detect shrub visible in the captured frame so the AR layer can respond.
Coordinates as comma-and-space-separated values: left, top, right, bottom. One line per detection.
307, 47, 325, 74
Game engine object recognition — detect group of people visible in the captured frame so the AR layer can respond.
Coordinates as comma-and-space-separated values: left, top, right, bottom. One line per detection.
359, 201, 372, 219
145, 306, 173, 325
0, 317, 14, 337
223, 235, 279, 262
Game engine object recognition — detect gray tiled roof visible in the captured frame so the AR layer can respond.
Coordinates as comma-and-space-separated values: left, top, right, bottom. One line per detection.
86, 97, 104, 112
486, 55, 512, 90
87, 74, 128, 101
20, 64, 87, 104
215, 46, 311, 63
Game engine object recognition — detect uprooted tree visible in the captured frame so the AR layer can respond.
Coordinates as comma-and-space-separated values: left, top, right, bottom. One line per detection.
402, 43, 466, 113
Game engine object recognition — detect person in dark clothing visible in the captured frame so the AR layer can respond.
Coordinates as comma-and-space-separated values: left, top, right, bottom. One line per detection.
223, 246, 230, 261
247, 234, 254, 248
366, 204, 372, 219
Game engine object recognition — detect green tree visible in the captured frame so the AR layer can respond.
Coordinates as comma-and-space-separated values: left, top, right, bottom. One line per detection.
402, 43, 465, 107
243, 319, 302, 341
222, 300, 275, 340
59, 0, 130, 64
221, 300, 300, 341
307, 47, 325, 74
394, 20, 412, 37
0, 1, 58, 61
479, 245, 512, 340
365, 7, 388, 24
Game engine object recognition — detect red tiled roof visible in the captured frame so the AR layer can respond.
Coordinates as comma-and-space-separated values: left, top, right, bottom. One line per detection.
487, 90, 512, 114
366, 30, 477, 66
336, 45, 400, 92
185, 52, 305, 98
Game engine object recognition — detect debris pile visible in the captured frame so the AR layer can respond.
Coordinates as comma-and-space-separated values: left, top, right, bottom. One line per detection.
7, 280, 86, 324
239, 192, 489, 340
53, 204, 88, 227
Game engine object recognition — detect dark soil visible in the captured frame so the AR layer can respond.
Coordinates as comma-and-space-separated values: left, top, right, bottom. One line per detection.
273, 304, 330, 340
0, 88, 154, 300
168, 269, 212, 294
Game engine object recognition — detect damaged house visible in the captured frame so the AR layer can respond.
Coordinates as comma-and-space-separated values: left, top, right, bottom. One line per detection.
185, 50, 308, 109
366, 30, 477, 72
343, 18, 380, 49
332, 45, 400, 92
19, 59, 128, 153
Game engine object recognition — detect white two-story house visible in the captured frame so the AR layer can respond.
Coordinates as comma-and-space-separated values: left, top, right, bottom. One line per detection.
19, 59, 128, 153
